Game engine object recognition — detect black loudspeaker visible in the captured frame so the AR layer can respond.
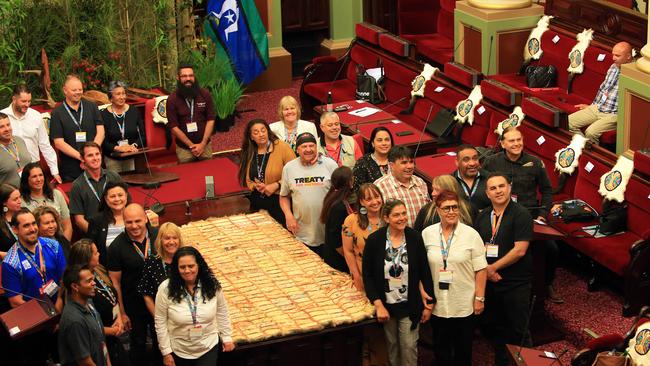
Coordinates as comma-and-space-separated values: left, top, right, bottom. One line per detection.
425, 108, 456, 138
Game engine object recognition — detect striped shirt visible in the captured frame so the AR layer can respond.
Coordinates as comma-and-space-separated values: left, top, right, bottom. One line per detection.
593, 64, 620, 114
374, 173, 431, 227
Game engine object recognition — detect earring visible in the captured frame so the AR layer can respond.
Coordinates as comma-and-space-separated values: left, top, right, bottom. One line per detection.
359, 207, 367, 215
3, 207, 7, 213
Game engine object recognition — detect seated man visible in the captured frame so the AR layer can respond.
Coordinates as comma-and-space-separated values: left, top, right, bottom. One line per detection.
166, 64, 215, 163
317, 111, 362, 168
568, 41, 633, 146
1, 84, 61, 183
69, 142, 124, 233
0, 113, 30, 187
50, 74, 105, 182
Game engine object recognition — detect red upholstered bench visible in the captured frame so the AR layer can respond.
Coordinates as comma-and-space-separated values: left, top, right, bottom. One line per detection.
144, 98, 178, 168
397, 0, 457, 65
550, 155, 650, 316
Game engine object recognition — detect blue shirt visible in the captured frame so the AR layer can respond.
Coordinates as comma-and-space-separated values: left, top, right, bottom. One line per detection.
2, 237, 66, 302
593, 64, 620, 114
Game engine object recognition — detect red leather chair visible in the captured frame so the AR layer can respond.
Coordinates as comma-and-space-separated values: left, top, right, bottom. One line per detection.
143, 98, 177, 167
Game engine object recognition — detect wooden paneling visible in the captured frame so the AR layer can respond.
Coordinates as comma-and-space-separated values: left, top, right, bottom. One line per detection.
497, 29, 531, 74
545, 0, 647, 50
464, 25, 482, 72
363, 0, 397, 33
629, 93, 650, 151
281, 0, 329, 33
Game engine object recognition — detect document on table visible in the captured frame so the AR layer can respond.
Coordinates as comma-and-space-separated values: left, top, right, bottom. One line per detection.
348, 107, 381, 117
581, 225, 625, 238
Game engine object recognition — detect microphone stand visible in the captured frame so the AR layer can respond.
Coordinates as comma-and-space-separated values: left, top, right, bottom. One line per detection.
516, 294, 537, 363
413, 104, 435, 158
135, 125, 161, 190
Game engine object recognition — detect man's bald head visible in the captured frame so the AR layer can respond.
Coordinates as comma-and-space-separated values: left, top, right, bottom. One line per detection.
612, 42, 633, 67
124, 203, 148, 240
62, 75, 83, 104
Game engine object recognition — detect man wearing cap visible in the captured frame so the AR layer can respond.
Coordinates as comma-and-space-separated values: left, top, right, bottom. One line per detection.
279, 133, 338, 257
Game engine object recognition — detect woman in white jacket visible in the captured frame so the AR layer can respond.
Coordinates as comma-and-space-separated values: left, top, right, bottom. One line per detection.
269, 96, 318, 151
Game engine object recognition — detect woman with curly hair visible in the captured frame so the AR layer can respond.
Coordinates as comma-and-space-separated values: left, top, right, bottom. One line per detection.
155, 246, 235, 365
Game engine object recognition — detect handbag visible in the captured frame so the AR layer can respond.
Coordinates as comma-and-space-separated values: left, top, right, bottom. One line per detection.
591, 352, 630, 366
560, 199, 598, 223
355, 61, 385, 104
525, 65, 557, 88
598, 199, 627, 235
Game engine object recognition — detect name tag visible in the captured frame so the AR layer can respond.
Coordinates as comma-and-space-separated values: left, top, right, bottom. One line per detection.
186, 122, 198, 133
75, 131, 87, 142
439, 270, 453, 284
40, 279, 59, 297
189, 325, 203, 339
117, 139, 129, 146
511, 194, 518, 202
388, 277, 403, 290
486, 244, 499, 258
21, 259, 32, 270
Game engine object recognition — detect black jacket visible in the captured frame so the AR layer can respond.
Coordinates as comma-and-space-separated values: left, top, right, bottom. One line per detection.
362, 226, 435, 329
86, 212, 115, 267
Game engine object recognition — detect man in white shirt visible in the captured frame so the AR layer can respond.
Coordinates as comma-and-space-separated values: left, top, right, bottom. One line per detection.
1, 84, 61, 183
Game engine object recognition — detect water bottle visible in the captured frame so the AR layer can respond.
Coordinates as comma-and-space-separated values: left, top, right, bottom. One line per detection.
326, 91, 333, 112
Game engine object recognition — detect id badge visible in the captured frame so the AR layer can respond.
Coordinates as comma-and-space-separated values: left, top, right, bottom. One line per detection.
75, 131, 87, 142
117, 139, 129, 146
40, 279, 59, 297
189, 325, 203, 339
186, 122, 198, 133
112, 304, 119, 320
439, 270, 453, 284
486, 244, 499, 258
511, 194, 518, 202
388, 277, 402, 290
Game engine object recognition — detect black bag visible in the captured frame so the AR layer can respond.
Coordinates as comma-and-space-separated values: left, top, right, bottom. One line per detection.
425, 108, 456, 138
525, 65, 557, 88
561, 199, 598, 223
598, 199, 628, 235
355, 61, 385, 104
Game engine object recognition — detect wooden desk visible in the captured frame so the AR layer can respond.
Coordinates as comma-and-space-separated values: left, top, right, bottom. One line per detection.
115, 147, 180, 185
314, 100, 396, 125
506, 344, 561, 366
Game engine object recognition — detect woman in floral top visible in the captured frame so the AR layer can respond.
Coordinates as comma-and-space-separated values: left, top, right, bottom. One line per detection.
352, 127, 393, 194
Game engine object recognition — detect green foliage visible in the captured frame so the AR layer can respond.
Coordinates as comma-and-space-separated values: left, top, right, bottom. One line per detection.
213, 78, 244, 119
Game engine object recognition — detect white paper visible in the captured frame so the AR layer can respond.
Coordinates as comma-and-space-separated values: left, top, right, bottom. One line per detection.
356, 100, 365, 103
348, 107, 380, 117
391, 119, 402, 124
597, 53, 606, 62
552, 35, 560, 44
446, 152, 457, 156
477, 106, 486, 115
366, 67, 384, 82
534, 219, 547, 226
585, 161, 595, 172
544, 351, 557, 358
434, 86, 445, 93
536, 135, 546, 145
9, 327, 20, 336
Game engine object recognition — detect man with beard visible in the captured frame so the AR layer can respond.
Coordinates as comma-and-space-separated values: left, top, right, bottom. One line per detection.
452, 144, 490, 211
1, 84, 61, 183
166, 64, 216, 163
50, 75, 105, 181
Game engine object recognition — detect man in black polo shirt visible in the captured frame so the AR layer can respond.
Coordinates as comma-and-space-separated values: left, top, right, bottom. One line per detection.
452, 144, 490, 211
166, 64, 216, 163
483, 127, 562, 303
50, 75, 105, 181
59, 264, 107, 366
108, 203, 159, 365
68, 142, 124, 233
474, 173, 533, 366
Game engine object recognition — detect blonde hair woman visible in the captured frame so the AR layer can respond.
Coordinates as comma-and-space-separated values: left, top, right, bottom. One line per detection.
413, 175, 474, 232
269, 96, 318, 150
137, 222, 186, 316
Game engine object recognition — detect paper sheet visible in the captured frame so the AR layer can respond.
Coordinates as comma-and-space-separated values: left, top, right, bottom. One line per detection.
348, 107, 380, 117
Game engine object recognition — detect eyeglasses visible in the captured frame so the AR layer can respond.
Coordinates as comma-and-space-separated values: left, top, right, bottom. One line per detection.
439, 205, 459, 213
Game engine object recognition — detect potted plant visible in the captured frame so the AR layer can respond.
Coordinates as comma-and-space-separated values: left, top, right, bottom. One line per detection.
213, 78, 244, 132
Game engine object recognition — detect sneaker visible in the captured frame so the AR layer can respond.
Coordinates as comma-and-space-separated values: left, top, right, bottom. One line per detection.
547, 285, 564, 304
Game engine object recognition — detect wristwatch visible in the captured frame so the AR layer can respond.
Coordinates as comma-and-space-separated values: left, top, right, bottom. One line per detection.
475, 296, 485, 302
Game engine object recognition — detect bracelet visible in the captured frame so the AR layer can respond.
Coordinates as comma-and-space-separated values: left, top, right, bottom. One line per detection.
475, 296, 485, 302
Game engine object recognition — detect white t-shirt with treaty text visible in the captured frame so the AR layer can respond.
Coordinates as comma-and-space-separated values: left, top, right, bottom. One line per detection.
280, 156, 337, 247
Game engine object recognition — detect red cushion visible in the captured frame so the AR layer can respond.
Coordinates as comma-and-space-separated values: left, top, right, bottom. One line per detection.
445, 62, 481, 88
378, 33, 413, 58
144, 98, 176, 160
355, 23, 387, 45
403, 34, 453, 64
436, 8, 454, 40
634, 150, 650, 177
521, 97, 565, 128
571, 45, 610, 100
423, 80, 467, 110
459, 105, 490, 147
303, 79, 357, 104
600, 130, 616, 144
415, 154, 457, 179
485, 111, 506, 147
480, 78, 521, 107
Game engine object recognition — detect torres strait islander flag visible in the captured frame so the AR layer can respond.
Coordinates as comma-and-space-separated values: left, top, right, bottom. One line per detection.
205, 0, 269, 85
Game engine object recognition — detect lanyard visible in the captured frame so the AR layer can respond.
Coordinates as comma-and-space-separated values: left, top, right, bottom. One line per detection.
63, 102, 84, 131
84, 172, 107, 202
131, 233, 151, 260
94, 274, 117, 306
18, 242, 47, 284
87, 303, 104, 333
457, 171, 479, 198
0, 141, 20, 167
185, 287, 199, 325
255, 142, 270, 181
185, 99, 194, 123
6, 221, 17, 241
490, 210, 504, 244
112, 111, 126, 140
439, 228, 455, 270
285, 126, 297, 150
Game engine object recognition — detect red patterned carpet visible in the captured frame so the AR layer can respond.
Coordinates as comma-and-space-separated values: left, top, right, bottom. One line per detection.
211, 79, 304, 152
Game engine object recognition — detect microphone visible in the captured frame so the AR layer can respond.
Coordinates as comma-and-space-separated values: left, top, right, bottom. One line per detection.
413, 104, 435, 158
135, 125, 161, 190
546, 348, 569, 366
515, 294, 537, 363
487, 35, 494, 75
352, 96, 408, 134
451, 36, 465, 63
132, 186, 165, 215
